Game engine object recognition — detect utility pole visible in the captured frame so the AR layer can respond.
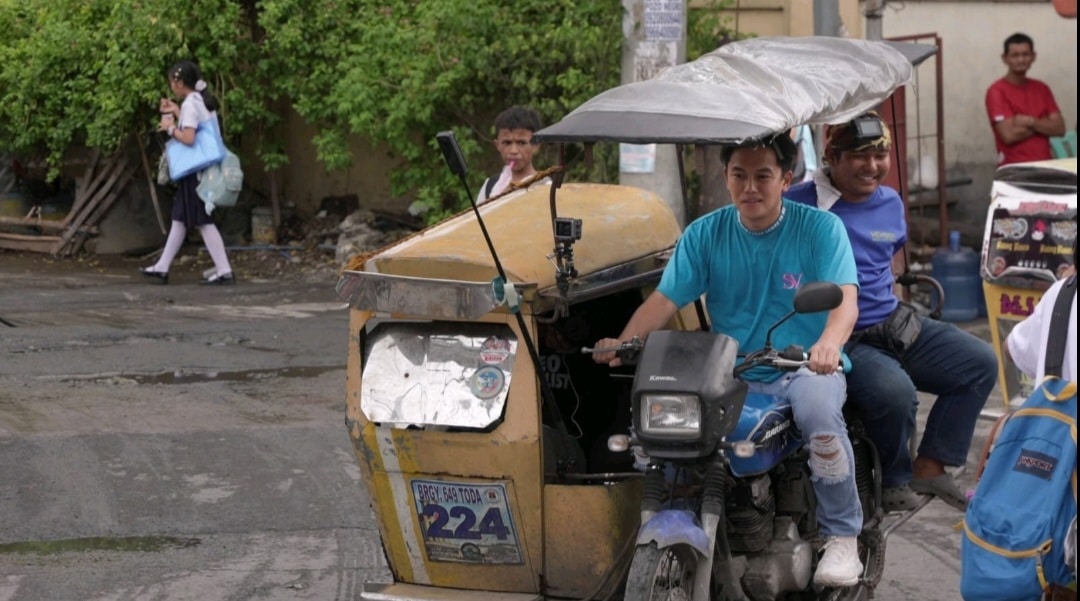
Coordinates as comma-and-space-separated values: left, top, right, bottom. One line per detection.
812, 0, 843, 165
813, 0, 842, 37
620, 0, 687, 226
864, 0, 886, 40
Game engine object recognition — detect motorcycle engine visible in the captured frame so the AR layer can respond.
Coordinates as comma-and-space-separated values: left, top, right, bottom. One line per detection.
726, 474, 774, 553
733, 459, 817, 600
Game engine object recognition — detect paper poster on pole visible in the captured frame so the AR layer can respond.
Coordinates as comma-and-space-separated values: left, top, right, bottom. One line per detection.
619, 144, 657, 174
643, 0, 683, 41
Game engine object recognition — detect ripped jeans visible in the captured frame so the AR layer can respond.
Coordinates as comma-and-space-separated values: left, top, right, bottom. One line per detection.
749, 368, 863, 538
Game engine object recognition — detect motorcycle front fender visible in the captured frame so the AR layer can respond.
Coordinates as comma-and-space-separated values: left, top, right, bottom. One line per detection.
636, 510, 710, 558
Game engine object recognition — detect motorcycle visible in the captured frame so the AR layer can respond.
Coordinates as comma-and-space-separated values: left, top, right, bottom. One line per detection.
335, 36, 941, 601
584, 282, 895, 601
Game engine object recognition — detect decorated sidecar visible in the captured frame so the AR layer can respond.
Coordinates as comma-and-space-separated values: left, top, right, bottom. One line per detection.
336, 35, 936, 601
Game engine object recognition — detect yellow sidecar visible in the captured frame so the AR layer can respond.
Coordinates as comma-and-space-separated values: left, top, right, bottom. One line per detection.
337, 182, 700, 600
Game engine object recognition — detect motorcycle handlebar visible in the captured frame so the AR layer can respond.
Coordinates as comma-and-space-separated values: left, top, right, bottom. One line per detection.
580, 336, 645, 364
734, 345, 842, 377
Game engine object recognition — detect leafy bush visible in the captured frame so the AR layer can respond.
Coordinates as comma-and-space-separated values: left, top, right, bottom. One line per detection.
0, 0, 251, 176
0, 0, 624, 223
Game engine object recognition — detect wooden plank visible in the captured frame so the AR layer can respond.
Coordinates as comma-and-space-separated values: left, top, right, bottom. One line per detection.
137, 135, 167, 234
0, 216, 98, 233
0, 232, 61, 253
63, 166, 135, 256
0, 165, 12, 194
63, 149, 103, 226
72, 157, 126, 226
53, 159, 130, 256
64, 157, 125, 227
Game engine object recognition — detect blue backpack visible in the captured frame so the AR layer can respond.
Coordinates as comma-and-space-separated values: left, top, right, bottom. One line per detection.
961, 277, 1077, 601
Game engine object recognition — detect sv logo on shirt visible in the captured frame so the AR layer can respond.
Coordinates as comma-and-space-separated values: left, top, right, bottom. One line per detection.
782, 273, 804, 290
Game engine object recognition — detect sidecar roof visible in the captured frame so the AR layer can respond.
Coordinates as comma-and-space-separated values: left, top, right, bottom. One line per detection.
353, 183, 681, 288
534, 36, 936, 145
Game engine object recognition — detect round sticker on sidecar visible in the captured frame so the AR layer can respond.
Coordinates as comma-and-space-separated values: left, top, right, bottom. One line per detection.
470, 366, 505, 399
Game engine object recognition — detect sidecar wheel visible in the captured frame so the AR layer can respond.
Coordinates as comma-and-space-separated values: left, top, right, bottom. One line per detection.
623, 542, 698, 601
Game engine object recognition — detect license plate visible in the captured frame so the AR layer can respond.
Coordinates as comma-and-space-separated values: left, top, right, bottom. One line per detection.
410, 479, 523, 564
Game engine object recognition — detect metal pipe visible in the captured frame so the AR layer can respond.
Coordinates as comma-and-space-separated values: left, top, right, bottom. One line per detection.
887, 33, 949, 248
935, 35, 948, 248
865, 0, 885, 40
813, 0, 842, 37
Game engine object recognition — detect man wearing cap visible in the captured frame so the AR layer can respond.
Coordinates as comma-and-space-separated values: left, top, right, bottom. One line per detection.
787, 113, 999, 513
593, 135, 866, 588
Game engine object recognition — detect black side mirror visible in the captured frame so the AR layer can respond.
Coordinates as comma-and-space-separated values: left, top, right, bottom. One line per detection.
435, 131, 468, 178
792, 281, 843, 314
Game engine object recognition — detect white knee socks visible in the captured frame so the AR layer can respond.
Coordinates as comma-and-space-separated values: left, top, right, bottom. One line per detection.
198, 224, 232, 277
153, 221, 188, 272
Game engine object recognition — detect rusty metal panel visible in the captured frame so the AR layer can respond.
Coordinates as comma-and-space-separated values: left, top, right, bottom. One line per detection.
348, 310, 545, 593
542, 478, 644, 598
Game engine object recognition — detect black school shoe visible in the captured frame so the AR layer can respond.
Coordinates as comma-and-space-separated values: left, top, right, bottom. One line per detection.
139, 267, 168, 284
200, 272, 235, 286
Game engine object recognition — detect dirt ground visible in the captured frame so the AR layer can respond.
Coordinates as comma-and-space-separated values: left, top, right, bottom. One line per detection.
1, 192, 421, 285
0, 243, 344, 284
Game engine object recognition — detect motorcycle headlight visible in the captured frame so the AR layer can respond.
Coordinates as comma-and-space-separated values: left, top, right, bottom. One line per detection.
640, 394, 701, 439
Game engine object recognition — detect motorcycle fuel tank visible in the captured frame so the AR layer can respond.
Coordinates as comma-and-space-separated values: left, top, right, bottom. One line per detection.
727, 393, 803, 477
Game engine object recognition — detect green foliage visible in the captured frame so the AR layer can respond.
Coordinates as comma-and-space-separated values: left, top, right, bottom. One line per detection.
687, 0, 754, 61
0, 0, 623, 221
0, 0, 255, 178
258, 0, 624, 221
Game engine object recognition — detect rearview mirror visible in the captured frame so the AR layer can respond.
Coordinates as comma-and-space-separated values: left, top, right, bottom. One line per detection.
792, 282, 843, 314
435, 131, 468, 178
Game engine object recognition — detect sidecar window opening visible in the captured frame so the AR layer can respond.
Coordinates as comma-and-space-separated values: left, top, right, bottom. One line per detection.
538, 288, 644, 475
359, 320, 517, 432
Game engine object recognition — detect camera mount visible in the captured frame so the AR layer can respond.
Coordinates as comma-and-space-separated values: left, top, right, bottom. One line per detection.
551, 217, 582, 299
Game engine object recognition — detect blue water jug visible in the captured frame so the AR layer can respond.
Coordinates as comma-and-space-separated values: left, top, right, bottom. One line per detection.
932, 231, 981, 322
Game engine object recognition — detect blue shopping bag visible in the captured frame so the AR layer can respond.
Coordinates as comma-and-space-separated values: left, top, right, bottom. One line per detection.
166, 117, 227, 181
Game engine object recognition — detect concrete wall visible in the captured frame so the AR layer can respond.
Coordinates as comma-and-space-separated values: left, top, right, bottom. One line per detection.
244, 110, 406, 218
880, 2, 1077, 227
704, 0, 864, 37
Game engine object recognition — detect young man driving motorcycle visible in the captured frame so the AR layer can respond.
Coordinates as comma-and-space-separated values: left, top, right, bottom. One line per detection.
787, 113, 999, 513
592, 135, 865, 588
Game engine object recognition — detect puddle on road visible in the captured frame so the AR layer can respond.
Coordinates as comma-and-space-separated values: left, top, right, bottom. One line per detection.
59, 365, 343, 385
0, 536, 201, 555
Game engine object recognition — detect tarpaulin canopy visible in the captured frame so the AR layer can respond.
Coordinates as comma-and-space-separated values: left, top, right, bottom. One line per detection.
534, 36, 936, 145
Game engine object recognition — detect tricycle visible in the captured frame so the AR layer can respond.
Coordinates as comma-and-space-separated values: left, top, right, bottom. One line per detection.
979, 157, 1077, 410
336, 35, 938, 601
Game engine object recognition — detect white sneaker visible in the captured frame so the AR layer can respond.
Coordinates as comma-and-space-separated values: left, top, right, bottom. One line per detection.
814, 536, 863, 588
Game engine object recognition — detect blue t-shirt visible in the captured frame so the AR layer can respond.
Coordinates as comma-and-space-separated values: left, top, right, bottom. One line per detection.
657, 199, 858, 382
787, 182, 905, 329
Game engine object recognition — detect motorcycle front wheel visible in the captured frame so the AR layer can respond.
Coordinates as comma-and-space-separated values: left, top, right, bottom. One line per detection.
623, 542, 699, 601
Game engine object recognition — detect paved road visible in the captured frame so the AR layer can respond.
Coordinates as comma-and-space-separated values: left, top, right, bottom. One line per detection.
0, 260, 390, 600
0, 257, 998, 600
